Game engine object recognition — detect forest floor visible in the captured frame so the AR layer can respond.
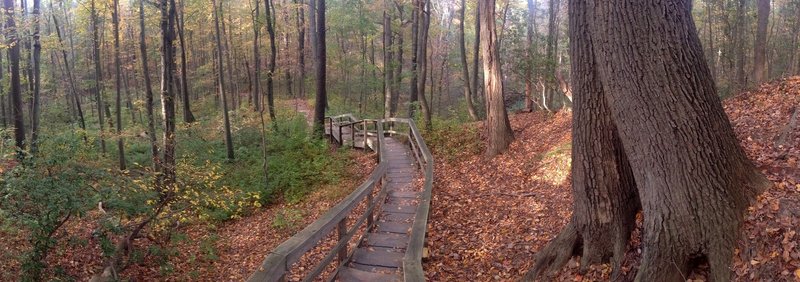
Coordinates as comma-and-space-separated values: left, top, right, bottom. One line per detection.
423, 77, 800, 281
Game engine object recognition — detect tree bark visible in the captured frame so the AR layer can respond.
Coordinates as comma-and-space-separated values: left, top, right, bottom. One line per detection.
525, 0, 537, 112
265, 0, 277, 120
31, 0, 42, 153
176, 0, 196, 123
458, 0, 478, 120
544, 0, 560, 111
4, 0, 25, 151
139, 0, 160, 173
734, 0, 748, 89
112, 0, 126, 170
91, 0, 106, 154
527, 1, 772, 281
471, 2, 481, 114
753, 0, 769, 84
160, 0, 181, 183
409, 0, 419, 118
213, 0, 235, 160
479, 0, 513, 157
252, 0, 262, 111
312, 0, 326, 136
295, 0, 306, 98
416, 0, 432, 127
383, 1, 394, 119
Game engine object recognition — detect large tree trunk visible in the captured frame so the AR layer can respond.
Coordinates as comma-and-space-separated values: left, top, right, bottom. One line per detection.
527, 1, 771, 281
91, 0, 106, 154
265, 0, 277, 120
176, 0, 195, 123
383, 2, 394, 119
160, 0, 180, 183
479, 0, 513, 157
753, 0, 769, 84
312, 0, 326, 135
112, 0, 126, 170
4, 0, 25, 151
457, 0, 478, 120
212, 0, 235, 160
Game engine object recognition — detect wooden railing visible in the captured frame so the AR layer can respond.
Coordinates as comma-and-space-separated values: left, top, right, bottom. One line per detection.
247, 114, 434, 282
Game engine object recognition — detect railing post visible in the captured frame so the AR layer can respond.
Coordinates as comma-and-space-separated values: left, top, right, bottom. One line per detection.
328, 117, 333, 143
337, 218, 347, 264
367, 189, 374, 228
362, 120, 367, 150
338, 124, 343, 145
351, 123, 356, 149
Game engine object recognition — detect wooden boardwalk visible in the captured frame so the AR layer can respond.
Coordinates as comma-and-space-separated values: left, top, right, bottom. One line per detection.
337, 137, 420, 281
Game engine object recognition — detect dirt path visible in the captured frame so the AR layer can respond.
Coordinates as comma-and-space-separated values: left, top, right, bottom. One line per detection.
291, 98, 314, 126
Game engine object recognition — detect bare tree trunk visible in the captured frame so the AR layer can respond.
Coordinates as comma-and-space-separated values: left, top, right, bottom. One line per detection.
471, 2, 481, 114
544, 0, 560, 111
416, 0, 432, 128
31, 0, 42, 153
213, 0, 235, 160
91, 0, 106, 154
295, 0, 306, 98
409, 0, 419, 118
177, 0, 195, 123
112, 0, 126, 170
735, 0, 748, 90
160, 0, 180, 183
479, 0, 513, 157
312, 0, 326, 136
139, 0, 160, 173
458, 0, 478, 120
252, 0, 262, 111
265, 0, 277, 120
4, 0, 25, 151
753, 0, 769, 84
525, 0, 537, 112
383, 1, 394, 119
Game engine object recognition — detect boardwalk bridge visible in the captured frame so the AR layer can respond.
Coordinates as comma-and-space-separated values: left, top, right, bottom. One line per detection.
247, 114, 434, 282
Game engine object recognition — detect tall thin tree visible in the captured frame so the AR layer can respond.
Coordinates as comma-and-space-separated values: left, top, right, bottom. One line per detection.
479, 0, 514, 157
4, 0, 25, 151
30, 0, 42, 153
212, 0, 235, 160
176, 0, 195, 122
458, 0, 478, 120
265, 0, 277, 120
112, 0, 126, 170
312, 0, 326, 135
90, 0, 107, 154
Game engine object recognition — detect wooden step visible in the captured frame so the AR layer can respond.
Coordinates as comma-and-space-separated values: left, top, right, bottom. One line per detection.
364, 232, 409, 249
337, 267, 401, 282
350, 247, 404, 268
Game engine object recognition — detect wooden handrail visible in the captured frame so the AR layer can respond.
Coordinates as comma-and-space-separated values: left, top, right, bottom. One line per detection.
248, 114, 433, 282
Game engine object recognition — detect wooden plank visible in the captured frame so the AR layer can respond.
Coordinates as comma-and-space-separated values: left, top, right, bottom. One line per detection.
376, 222, 412, 234
351, 247, 404, 268
348, 262, 399, 274
382, 204, 417, 214
382, 212, 415, 222
338, 267, 401, 282
364, 233, 409, 249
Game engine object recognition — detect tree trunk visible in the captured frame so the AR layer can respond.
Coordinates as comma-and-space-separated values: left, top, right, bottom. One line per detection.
458, 0, 478, 120
409, 0, 419, 118
525, 0, 537, 112
527, 1, 771, 281
383, 1, 394, 119
416, 0, 432, 127
479, 0, 513, 157
252, 0, 262, 111
735, 0, 748, 90
213, 0, 235, 160
139, 0, 160, 172
471, 2, 481, 115
544, 0, 560, 111
265, 0, 277, 120
393, 3, 402, 117
91, 0, 106, 154
160, 0, 181, 183
31, 0, 42, 153
312, 0, 326, 136
295, 0, 306, 98
4, 0, 25, 151
753, 0, 769, 84
177, 0, 195, 123
112, 0, 126, 170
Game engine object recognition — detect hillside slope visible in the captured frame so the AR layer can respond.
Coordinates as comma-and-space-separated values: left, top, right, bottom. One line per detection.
424, 77, 800, 281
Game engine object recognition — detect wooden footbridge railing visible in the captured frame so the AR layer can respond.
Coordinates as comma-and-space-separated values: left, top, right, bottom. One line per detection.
247, 114, 434, 281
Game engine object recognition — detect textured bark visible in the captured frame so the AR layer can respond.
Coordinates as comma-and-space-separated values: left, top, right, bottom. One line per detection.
457, 0, 478, 120
527, 1, 772, 281
312, 0, 327, 136
544, 0, 560, 111
526, 1, 639, 278
265, 0, 277, 120
31, 0, 42, 153
212, 0, 235, 160
91, 0, 106, 154
471, 2, 481, 113
295, 0, 306, 98
525, 0, 537, 112
160, 0, 180, 183
734, 0, 748, 89
393, 4, 402, 116
112, 0, 126, 170
139, 0, 160, 173
176, 0, 195, 123
252, 0, 261, 111
479, 0, 513, 157
410, 0, 419, 118
383, 2, 394, 119
4, 0, 25, 150
416, 0, 432, 127
753, 0, 769, 84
